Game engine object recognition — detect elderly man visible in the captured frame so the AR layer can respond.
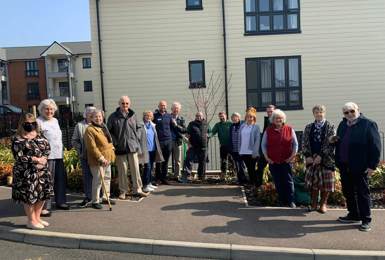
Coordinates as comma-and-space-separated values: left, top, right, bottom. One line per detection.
107, 96, 148, 199
211, 111, 232, 179
181, 112, 210, 182
335, 102, 381, 232
255, 104, 275, 187
170, 102, 187, 179
153, 100, 174, 185
71, 106, 96, 207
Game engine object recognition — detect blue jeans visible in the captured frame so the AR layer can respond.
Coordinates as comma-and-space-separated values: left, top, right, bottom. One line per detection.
269, 163, 295, 205
81, 159, 93, 200
143, 151, 156, 186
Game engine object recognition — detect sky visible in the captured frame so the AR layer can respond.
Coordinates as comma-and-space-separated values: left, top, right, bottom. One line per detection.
0, 0, 90, 47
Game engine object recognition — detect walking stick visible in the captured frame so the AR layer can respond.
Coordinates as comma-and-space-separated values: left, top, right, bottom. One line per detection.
99, 166, 112, 211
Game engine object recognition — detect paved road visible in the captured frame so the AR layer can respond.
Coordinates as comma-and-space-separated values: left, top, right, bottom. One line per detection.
0, 240, 207, 260
1, 185, 385, 251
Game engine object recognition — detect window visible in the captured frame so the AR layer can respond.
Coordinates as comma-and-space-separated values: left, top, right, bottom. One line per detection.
57, 59, 68, 72
244, 0, 300, 35
27, 83, 40, 100
25, 60, 39, 77
85, 103, 94, 108
82, 57, 91, 69
186, 0, 203, 10
59, 82, 70, 97
246, 56, 302, 111
84, 81, 93, 92
188, 60, 205, 88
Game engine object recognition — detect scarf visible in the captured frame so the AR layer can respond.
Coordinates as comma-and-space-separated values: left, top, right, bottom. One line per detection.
313, 119, 325, 143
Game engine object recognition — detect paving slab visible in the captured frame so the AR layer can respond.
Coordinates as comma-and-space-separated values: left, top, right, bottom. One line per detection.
1, 185, 385, 251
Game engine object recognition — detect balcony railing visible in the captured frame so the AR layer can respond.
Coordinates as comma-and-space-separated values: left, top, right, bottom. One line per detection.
25, 70, 39, 77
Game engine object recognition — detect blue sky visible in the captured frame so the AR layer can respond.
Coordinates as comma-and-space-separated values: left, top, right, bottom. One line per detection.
0, 0, 90, 47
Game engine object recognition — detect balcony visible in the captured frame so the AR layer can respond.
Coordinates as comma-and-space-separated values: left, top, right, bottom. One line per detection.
51, 96, 69, 104
47, 71, 74, 79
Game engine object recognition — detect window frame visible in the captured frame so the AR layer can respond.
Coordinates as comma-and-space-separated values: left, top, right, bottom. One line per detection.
188, 60, 206, 89
245, 55, 303, 111
244, 0, 301, 36
82, 57, 92, 69
25, 60, 39, 77
57, 59, 68, 72
186, 0, 203, 11
83, 80, 93, 92
59, 81, 70, 97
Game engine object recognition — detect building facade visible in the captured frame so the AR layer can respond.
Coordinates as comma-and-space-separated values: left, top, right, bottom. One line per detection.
89, 0, 385, 136
0, 48, 8, 105
0, 41, 95, 113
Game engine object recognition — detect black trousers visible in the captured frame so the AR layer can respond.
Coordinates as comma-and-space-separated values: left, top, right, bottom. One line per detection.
340, 165, 371, 223
183, 148, 207, 178
269, 163, 295, 205
155, 140, 172, 181
255, 154, 268, 187
220, 145, 231, 173
231, 152, 247, 183
241, 155, 257, 185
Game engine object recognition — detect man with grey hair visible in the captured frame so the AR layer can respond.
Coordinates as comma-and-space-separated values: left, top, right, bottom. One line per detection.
72, 106, 96, 207
181, 112, 210, 182
107, 96, 148, 199
335, 102, 381, 232
170, 101, 187, 180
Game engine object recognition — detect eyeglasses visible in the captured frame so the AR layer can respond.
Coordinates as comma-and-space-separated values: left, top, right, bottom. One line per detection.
343, 110, 355, 115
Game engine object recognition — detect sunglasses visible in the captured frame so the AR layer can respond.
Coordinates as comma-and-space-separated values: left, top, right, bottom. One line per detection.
343, 110, 355, 115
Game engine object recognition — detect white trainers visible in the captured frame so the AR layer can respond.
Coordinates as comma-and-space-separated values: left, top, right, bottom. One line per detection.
143, 186, 154, 192
149, 184, 158, 189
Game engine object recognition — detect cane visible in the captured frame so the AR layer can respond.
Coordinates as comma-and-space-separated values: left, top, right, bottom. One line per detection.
99, 166, 112, 211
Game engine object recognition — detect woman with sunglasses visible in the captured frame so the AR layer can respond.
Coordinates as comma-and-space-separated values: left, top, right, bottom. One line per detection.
335, 102, 381, 232
11, 113, 52, 229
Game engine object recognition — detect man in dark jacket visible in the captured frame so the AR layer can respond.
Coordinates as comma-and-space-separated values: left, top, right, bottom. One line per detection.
107, 96, 148, 199
335, 102, 381, 232
181, 112, 209, 182
171, 102, 187, 180
255, 104, 275, 187
153, 100, 174, 184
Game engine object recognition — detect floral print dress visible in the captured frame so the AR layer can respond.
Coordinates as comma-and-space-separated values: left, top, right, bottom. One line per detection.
11, 135, 53, 204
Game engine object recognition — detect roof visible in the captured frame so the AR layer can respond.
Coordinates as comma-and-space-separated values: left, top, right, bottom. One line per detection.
2, 41, 91, 60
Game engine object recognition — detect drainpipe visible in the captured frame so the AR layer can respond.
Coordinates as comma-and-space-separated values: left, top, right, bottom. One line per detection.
96, 0, 106, 112
221, 0, 229, 116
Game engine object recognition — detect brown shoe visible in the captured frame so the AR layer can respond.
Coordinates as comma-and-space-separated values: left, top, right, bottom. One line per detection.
135, 191, 150, 197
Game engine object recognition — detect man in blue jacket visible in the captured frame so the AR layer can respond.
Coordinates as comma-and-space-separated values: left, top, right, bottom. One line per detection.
335, 102, 381, 232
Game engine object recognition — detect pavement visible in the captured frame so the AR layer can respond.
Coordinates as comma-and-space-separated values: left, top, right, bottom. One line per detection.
0, 185, 385, 259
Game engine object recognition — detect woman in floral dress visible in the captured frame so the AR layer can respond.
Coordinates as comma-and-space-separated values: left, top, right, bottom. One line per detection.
12, 113, 52, 229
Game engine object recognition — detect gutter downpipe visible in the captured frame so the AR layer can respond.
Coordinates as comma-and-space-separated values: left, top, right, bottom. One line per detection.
221, 0, 229, 116
96, 0, 106, 112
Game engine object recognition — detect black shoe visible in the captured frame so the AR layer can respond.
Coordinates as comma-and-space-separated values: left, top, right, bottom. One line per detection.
92, 203, 103, 209
79, 198, 91, 208
359, 222, 371, 232
56, 203, 70, 210
338, 215, 361, 223
102, 199, 116, 205
161, 180, 170, 185
151, 182, 158, 187
40, 210, 51, 217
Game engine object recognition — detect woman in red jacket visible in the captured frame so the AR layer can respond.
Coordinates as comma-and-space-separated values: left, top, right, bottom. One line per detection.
261, 109, 298, 208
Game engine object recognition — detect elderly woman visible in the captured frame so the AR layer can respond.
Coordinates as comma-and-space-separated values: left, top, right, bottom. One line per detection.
262, 109, 298, 208
84, 109, 116, 209
71, 106, 96, 207
11, 113, 52, 229
238, 107, 261, 186
138, 111, 164, 192
37, 99, 68, 215
302, 105, 335, 213
335, 102, 381, 232
229, 112, 247, 184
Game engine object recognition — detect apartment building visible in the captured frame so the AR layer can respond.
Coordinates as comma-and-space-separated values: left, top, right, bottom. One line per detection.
89, 0, 385, 134
0, 41, 95, 113
0, 48, 8, 104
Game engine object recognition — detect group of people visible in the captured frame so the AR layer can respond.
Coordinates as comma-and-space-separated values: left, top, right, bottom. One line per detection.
10, 96, 381, 232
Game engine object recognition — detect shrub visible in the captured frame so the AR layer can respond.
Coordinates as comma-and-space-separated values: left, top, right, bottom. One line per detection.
64, 149, 83, 192
370, 162, 385, 189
